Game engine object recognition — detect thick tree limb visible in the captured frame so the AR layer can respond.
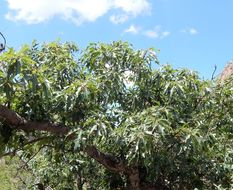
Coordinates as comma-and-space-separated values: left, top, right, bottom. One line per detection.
85, 146, 143, 190
85, 145, 126, 173
0, 104, 69, 135
126, 167, 141, 190
0, 105, 26, 126
18, 121, 69, 134
0, 105, 125, 172
0, 104, 146, 189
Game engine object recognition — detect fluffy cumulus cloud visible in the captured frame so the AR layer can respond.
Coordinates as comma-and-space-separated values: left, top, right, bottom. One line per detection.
143, 26, 170, 39
124, 24, 140, 34
110, 14, 128, 24
189, 28, 198, 35
5, 0, 151, 25
113, 0, 150, 16
181, 27, 198, 35
123, 25, 170, 39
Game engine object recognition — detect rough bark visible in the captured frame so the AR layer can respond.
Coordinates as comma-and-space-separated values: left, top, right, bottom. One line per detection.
0, 105, 26, 126
127, 167, 141, 190
0, 105, 69, 135
85, 145, 126, 173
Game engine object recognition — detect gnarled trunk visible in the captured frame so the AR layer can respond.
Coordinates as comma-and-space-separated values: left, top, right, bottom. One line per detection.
126, 167, 141, 190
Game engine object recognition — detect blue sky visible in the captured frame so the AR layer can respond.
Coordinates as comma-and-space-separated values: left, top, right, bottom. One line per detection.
0, 0, 233, 79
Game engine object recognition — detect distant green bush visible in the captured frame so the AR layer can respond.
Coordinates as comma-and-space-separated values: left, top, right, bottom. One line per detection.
0, 158, 33, 190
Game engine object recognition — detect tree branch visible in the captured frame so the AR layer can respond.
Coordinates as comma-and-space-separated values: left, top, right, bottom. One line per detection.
0, 105, 127, 172
18, 121, 69, 134
0, 104, 69, 135
85, 145, 126, 173
0, 105, 26, 126
85, 146, 143, 189
1, 137, 47, 157
0, 104, 140, 187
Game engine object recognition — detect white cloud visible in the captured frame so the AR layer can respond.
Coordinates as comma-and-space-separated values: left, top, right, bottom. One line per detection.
144, 30, 159, 38
181, 27, 198, 35
161, 31, 170, 38
143, 26, 170, 39
5, 0, 151, 25
113, 0, 151, 16
123, 25, 170, 39
124, 24, 140, 34
110, 14, 128, 24
189, 28, 198, 35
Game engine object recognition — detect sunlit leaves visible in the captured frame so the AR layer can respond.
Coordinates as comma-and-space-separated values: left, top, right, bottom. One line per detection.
0, 41, 232, 189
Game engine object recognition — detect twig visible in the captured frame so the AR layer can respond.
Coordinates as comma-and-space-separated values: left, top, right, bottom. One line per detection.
0, 32, 6, 52
0, 137, 47, 157
211, 64, 217, 81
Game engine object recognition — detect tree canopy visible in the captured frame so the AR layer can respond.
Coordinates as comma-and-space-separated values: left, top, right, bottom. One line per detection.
0, 41, 232, 190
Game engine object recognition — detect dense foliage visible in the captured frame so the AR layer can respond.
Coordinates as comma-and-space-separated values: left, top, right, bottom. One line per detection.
0, 41, 232, 190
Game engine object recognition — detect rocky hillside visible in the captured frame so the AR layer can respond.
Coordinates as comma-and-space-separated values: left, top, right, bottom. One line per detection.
219, 61, 233, 82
